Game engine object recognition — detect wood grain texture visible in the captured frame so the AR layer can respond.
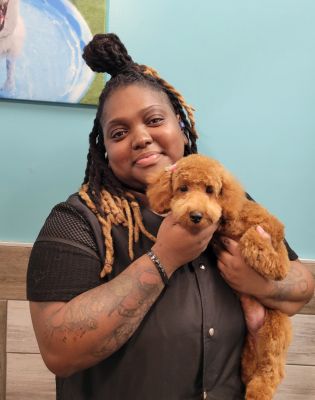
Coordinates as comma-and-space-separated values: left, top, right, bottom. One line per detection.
0, 301, 7, 400
6, 354, 55, 400
287, 314, 315, 366
0, 245, 31, 300
274, 365, 315, 399
0, 245, 314, 399
6, 301, 39, 354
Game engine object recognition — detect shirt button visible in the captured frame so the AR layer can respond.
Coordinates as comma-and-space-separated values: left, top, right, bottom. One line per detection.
199, 264, 206, 270
203, 391, 207, 399
208, 327, 215, 337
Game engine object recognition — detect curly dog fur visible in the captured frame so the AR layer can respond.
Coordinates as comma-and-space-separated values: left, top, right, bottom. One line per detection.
147, 154, 292, 400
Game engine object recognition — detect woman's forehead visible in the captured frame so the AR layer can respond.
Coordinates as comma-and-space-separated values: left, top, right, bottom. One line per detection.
101, 84, 173, 123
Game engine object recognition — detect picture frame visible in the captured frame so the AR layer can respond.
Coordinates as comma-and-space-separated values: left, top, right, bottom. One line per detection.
0, 0, 106, 105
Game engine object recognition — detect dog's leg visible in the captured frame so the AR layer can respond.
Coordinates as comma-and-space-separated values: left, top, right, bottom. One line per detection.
241, 335, 258, 384
2, 58, 15, 92
244, 310, 291, 400
239, 226, 290, 280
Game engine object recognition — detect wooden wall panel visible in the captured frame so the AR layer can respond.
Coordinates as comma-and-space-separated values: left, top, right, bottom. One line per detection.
6, 354, 55, 400
0, 301, 7, 400
0, 244, 314, 399
275, 365, 315, 400
287, 314, 315, 366
0, 245, 31, 300
6, 301, 39, 354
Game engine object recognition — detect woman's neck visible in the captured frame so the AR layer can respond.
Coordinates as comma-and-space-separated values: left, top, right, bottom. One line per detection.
127, 188, 149, 207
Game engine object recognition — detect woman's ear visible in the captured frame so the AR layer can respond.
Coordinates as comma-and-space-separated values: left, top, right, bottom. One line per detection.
147, 169, 173, 214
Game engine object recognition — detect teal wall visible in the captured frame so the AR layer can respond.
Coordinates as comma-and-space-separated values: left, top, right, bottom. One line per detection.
1, 0, 314, 258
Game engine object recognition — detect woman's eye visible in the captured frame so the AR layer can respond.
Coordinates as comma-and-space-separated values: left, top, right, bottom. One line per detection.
111, 129, 127, 139
206, 185, 213, 194
148, 117, 163, 125
179, 185, 188, 192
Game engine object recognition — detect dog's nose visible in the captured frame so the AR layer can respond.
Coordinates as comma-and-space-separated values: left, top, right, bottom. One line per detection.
190, 211, 203, 224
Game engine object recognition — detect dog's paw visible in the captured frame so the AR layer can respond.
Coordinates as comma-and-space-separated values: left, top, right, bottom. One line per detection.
239, 227, 289, 280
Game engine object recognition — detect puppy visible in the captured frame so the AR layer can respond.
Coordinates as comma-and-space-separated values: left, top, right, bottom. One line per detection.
0, 0, 25, 92
147, 154, 292, 400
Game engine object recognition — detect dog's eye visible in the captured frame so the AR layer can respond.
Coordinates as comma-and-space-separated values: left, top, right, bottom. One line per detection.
206, 185, 213, 194
179, 185, 188, 192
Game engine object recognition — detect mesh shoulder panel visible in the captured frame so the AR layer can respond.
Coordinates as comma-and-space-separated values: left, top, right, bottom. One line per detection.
37, 202, 98, 253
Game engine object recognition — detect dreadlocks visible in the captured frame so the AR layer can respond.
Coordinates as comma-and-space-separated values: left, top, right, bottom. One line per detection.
80, 33, 199, 278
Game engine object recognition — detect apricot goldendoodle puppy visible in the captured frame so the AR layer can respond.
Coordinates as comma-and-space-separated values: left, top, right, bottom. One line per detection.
147, 154, 291, 400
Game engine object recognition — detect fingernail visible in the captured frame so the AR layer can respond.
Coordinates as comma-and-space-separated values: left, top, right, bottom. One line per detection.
256, 225, 270, 240
256, 225, 265, 235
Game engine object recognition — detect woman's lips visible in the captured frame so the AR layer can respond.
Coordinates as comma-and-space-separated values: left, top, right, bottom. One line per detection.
134, 153, 161, 167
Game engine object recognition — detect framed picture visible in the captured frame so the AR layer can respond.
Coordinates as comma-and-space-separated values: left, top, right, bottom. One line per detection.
0, 0, 106, 104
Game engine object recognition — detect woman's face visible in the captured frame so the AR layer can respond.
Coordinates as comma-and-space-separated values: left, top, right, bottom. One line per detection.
101, 84, 187, 191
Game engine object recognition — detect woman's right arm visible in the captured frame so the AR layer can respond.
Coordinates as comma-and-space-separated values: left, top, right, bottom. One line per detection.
30, 214, 217, 377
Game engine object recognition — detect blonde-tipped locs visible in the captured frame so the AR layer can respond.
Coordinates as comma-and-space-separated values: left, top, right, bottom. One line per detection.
79, 184, 156, 278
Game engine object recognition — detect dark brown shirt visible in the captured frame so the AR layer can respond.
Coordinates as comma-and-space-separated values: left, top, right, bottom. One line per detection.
27, 196, 297, 400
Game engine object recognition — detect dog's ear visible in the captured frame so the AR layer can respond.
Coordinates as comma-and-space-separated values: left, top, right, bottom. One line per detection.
218, 169, 245, 221
147, 169, 173, 214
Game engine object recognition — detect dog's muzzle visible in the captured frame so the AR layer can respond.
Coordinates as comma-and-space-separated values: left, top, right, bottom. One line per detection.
189, 211, 203, 224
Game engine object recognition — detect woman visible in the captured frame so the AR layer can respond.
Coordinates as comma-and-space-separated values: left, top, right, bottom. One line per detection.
27, 33, 314, 400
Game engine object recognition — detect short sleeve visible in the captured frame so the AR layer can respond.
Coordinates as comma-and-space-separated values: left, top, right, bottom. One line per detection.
283, 239, 298, 261
27, 203, 104, 302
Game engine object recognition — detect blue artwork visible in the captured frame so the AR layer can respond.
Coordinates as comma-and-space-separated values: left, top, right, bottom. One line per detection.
0, 0, 96, 103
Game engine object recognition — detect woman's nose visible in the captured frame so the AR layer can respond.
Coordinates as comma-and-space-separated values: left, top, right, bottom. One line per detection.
131, 127, 153, 150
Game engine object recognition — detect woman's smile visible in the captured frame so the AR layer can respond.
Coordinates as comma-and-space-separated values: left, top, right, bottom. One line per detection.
134, 151, 162, 167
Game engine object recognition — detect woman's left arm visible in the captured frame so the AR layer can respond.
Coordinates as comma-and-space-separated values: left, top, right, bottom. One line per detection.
256, 259, 314, 315
215, 236, 315, 316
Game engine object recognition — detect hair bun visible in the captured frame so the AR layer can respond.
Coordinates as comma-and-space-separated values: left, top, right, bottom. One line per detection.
82, 33, 135, 76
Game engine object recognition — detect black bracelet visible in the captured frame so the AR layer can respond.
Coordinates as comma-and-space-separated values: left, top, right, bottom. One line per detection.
146, 250, 169, 286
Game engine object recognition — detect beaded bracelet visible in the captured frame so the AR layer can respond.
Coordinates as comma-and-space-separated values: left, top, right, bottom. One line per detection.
146, 250, 169, 286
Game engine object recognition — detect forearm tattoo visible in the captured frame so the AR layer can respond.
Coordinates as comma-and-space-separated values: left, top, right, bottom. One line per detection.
45, 262, 164, 360
271, 264, 309, 302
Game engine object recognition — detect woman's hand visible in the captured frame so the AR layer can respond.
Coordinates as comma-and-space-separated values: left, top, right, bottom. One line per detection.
214, 226, 314, 316
214, 232, 273, 298
152, 213, 219, 276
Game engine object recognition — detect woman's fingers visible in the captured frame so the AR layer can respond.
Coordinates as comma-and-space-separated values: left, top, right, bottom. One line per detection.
256, 225, 271, 240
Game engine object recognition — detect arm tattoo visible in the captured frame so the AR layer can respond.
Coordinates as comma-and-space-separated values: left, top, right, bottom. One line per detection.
271, 264, 309, 302
45, 262, 164, 360
93, 268, 163, 358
